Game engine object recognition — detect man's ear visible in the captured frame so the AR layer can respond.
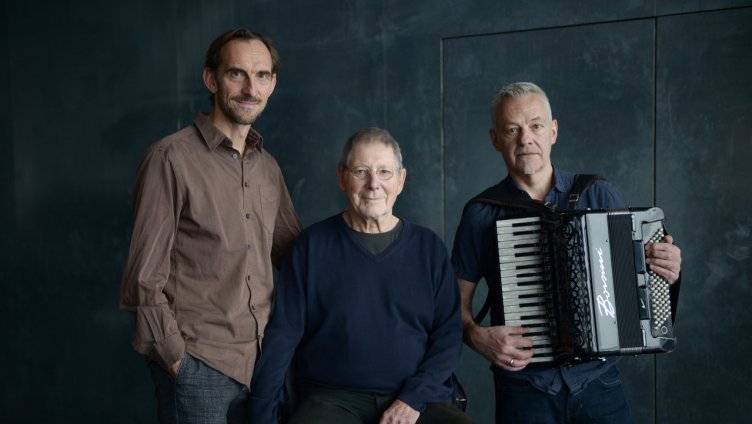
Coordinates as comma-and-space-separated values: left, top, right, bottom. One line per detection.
203, 68, 218, 94
550, 119, 558, 145
337, 165, 347, 192
395, 167, 407, 195
268, 73, 278, 96
489, 128, 502, 152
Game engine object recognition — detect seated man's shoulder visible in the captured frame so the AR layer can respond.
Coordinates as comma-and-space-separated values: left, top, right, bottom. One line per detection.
300, 215, 343, 238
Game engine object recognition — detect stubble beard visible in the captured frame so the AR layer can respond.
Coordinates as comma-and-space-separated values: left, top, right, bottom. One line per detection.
219, 96, 265, 126
523, 163, 541, 175
518, 156, 543, 176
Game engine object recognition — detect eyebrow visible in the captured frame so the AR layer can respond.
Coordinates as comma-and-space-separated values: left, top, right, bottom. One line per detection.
225, 67, 247, 75
226, 67, 273, 77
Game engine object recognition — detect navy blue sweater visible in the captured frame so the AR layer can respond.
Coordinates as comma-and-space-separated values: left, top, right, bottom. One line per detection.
249, 214, 462, 419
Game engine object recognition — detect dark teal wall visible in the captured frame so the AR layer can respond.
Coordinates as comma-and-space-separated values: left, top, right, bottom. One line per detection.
2, 1, 751, 423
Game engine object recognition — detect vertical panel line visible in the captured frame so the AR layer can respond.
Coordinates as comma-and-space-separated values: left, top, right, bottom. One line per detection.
381, 0, 388, 127
653, 19, 658, 207
652, 16, 659, 424
439, 38, 446, 240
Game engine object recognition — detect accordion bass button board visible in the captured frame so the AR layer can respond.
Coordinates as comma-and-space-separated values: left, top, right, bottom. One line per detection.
494, 207, 676, 365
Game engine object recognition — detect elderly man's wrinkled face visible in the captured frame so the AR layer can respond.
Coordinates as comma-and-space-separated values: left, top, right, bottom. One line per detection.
338, 142, 406, 223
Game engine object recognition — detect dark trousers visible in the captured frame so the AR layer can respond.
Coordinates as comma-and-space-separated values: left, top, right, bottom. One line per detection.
288, 383, 475, 424
148, 353, 249, 424
494, 366, 634, 424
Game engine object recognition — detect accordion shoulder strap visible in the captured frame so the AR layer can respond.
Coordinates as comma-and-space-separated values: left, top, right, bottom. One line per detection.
568, 174, 604, 209
468, 174, 604, 324
469, 186, 552, 212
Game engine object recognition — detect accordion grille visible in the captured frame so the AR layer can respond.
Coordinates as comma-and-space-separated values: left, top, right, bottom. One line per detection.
608, 214, 643, 349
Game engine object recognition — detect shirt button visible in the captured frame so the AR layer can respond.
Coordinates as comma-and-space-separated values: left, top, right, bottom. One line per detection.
251, 304, 257, 311
246, 244, 251, 251
245, 213, 250, 219
244, 182, 249, 187
232, 153, 239, 159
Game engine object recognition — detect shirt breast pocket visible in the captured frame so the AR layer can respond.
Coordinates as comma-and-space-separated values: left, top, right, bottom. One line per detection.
258, 184, 280, 234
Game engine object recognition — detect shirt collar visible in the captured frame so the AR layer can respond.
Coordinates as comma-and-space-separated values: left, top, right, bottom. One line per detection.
193, 112, 264, 152
551, 165, 567, 193
500, 174, 526, 196
501, 165, 565, 198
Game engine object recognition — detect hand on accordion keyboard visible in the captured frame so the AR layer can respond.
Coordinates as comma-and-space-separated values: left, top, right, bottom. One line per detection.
645, 234, 682, 284
466, 322, 535, 371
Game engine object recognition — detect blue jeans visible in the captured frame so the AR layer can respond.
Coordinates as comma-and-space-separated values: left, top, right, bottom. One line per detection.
148, 353, 249, 424
494, 366, 633, 424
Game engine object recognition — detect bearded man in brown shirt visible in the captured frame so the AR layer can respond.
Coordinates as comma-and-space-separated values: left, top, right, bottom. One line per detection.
120, 28, 302, 424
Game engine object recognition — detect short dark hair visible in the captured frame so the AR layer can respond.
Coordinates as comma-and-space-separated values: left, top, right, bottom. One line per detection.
204, 28, 281, 73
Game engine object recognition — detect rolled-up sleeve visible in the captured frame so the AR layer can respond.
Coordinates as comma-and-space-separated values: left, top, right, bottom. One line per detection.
120, 146, 185, 371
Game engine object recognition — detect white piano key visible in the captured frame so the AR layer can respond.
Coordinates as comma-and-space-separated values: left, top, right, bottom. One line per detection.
496, 216, 541, 227
505, 317, 550, 327
504, 303, 549, 313
527, 334, 554, 343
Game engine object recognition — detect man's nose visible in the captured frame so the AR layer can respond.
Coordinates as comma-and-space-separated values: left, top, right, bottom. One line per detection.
519, 127, 534, 144
365, 171, 381, 187
241, 78, 255, 95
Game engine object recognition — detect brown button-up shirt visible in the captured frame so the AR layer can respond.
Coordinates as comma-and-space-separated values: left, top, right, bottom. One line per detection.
120, 113, 302, 386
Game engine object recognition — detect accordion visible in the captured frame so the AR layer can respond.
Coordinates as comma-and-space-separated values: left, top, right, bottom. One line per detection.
495, 207, 676, 365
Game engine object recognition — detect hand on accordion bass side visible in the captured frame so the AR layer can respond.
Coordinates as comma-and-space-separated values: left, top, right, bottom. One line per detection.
644, 234, 682, 284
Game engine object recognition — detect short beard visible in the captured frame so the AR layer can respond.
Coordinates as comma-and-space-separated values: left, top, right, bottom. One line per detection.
219, 96, 264, 125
